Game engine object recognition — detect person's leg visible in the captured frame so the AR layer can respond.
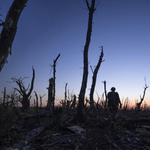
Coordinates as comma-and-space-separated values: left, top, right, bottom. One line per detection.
113, 105, 118, 121
109, 105, 115, 121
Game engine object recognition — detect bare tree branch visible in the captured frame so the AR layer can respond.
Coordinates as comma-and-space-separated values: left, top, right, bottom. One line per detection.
90, 65, 94, 73
14, 88, 23, 96
136, 78, 149, 110
85, 0, 90, 10
27, 67, 35, 97
90, 46, 104, 107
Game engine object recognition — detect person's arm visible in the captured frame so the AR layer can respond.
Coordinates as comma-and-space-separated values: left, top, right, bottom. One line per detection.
118, 93, 122, 108
116, 92, 122, 108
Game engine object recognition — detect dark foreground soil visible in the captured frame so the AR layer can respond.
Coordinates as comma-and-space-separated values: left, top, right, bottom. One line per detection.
1, 107, 150, 150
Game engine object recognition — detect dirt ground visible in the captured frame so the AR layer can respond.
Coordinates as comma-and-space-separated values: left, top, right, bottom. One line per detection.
1, 108, 150, 150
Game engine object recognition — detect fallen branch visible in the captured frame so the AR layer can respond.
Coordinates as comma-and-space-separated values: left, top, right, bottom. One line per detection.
104, 135, 121, 150
5, 124, 48, 150
23, 110, 51, 120
126, 118, 150, 123
136, 128, 150, 137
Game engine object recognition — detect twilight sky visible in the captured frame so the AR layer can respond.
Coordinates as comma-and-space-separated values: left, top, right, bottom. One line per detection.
0, 0, 150, 107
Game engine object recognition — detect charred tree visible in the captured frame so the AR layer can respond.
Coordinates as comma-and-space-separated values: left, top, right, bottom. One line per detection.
65, 83, 68, 105
0, 0, 28, 72
6, 95, 9, 107
34, 91, 39, 117
10, 89, 21, 118
13, 67, 35, 112
70, 95, 76, 111
136, 80, 149, 110
3, 87, 6, 113
39, 94, 46, 109
90, 46, 104, 107
76, 0, 96, 121
47, 53, 60, 112
52, 53, 60, 111
1, 87, 6, 130
102, 80, 107, 109
47, 78, 54, 112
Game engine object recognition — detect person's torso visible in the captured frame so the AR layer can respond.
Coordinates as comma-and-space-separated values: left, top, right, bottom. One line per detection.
108, 92, 119, 104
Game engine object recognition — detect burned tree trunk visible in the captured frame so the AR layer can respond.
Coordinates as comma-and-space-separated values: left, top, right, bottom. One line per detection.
90, 46, 104, 107
0, 0, 28, 72
13, 67, 35, 112
47, 54, 60, 112
34, 91, 39, 117
103, 80, 107, 109
77, 0, 96, 121
39, 94, 46, 109
65, 83, 68, 105
1, 87, 6, 129
53, 53, 60, 110
47, 78, 54, 112
70, 95, 76, 111
3, 87, 6, 113
136, 81, 149, 110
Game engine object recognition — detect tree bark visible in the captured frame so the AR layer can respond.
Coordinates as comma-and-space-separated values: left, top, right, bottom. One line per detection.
90, 47, 104, 107
34, 91, 39, 117
39, 94, 45, 109
47, 78, 54, 112
0, 0, 28, 72
77, 0, 96, 121
103, 81, 107, 109
3, 87, 6, 113
52, 53, 60, 111
65, 83, 68, 105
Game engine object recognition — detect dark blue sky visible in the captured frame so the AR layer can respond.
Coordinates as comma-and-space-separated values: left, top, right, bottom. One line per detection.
1, 0, 150, 106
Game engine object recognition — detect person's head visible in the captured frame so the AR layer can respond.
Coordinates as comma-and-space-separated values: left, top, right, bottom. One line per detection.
111, 87, 116, 92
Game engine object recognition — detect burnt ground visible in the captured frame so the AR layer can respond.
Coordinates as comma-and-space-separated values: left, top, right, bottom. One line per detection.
1, 107, 150, 150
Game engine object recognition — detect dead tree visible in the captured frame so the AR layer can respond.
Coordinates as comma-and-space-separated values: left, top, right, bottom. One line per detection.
84, 97, 90, 107
95, 91, 101, 109
70, 95, 76, 111
10, 89, 21, 118
136, 80, 149, 110
76, 0, 96, 121
67, 100, 71, 110
34, 91, 39, 117
47, 54, 60, 111
47, 77, 54, 112
90, 46, 104, 107
53, 53, 60, 109
0, 0, 28, 72
102, 80, 107, 109
12, 67, 35, 112
1, 87, 6, 127
39, 94, 46, 109
6, 95, 9, 107
3, 87, 6, 113
65, 83, 68, 105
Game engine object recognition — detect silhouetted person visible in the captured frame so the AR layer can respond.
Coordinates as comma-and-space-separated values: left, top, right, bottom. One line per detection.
107, 87, 122, 121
